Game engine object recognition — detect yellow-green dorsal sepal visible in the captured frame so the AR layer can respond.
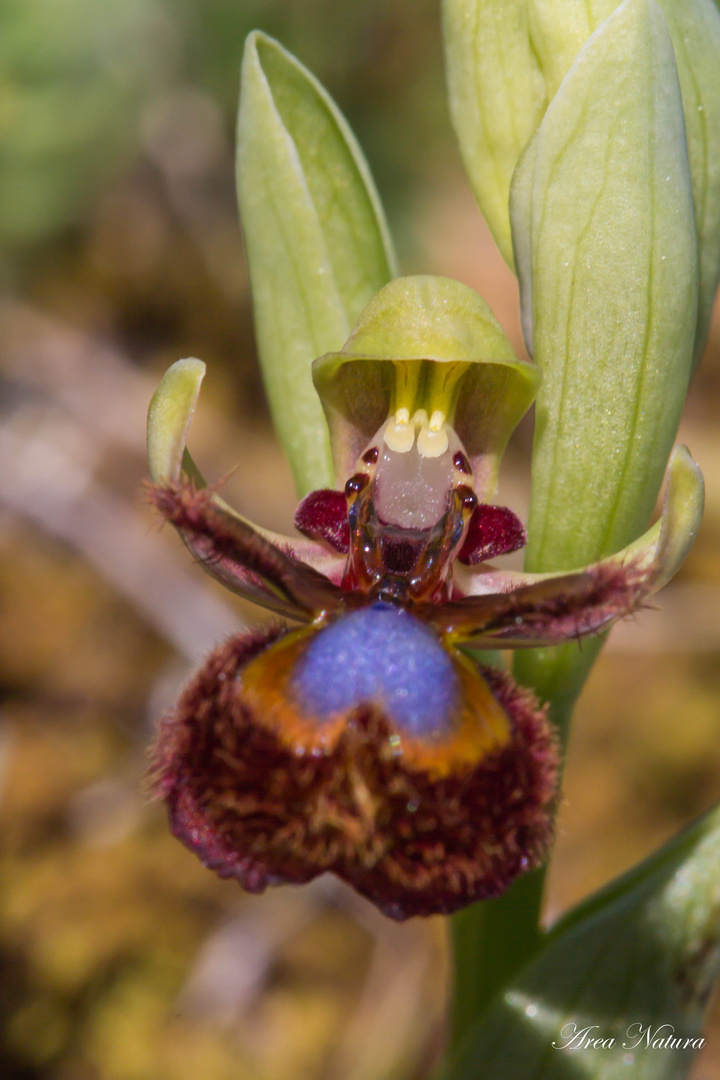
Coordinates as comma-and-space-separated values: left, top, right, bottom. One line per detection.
312, 275, 540, 499
147, 358, 207, 485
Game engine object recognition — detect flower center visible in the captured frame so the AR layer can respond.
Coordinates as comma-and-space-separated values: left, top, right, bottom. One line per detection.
374, 417, 463, 529
340, 361, 478, 601
367, 360, 473, 529
291, 603, 459, 736
384, 359, 470, 459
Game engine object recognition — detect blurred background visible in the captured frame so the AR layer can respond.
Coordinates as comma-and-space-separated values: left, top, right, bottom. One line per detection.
2, 1, 720, 1078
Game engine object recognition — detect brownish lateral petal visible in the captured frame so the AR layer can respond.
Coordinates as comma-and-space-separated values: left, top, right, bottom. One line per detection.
149, 481, 347, 621
431, 560, 649, 647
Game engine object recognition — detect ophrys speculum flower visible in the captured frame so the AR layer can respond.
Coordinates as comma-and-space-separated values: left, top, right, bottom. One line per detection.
147, 276, 702, 920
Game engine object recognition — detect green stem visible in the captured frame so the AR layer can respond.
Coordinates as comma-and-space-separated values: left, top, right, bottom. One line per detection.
448, 870, 545, 1055
445, 638, 605, 1060
513, 639, 605, 746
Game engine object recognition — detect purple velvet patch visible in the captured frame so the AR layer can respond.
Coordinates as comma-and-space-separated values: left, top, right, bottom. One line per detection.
294, 489, 350, 553
291, 603, 459, 736
458, 504, 527, 565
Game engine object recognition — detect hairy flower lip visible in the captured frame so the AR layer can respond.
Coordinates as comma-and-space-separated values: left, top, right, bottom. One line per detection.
151, 624, 559, 920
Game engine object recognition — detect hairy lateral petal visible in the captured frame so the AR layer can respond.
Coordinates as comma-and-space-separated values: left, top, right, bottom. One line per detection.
150, 482, 347, 621
436, 446, 703, 645
147, 359, 343, 584
434, 563, 646, 646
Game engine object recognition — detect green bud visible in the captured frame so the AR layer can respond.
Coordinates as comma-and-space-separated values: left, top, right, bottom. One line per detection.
512, 0, 698, 717
529, 0, 720, 365
514, 0, 697, 571
444, 0, 720, 361
442, 0, 546, 266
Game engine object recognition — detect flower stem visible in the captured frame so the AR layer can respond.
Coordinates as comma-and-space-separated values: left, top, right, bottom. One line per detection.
445, 640, 603, 1059
448, 869, 545, 1055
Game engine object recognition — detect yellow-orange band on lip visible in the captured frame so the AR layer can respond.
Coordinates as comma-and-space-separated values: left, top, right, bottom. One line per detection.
237, 624, 511, 779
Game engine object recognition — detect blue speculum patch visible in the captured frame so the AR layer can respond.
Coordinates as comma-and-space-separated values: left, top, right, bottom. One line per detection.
291, 603, 459, 737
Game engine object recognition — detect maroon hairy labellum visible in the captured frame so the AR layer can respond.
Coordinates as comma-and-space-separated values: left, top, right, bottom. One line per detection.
152, 627, 557, 919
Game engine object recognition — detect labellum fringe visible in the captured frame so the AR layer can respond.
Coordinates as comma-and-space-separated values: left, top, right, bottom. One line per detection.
151, 621, 558, 919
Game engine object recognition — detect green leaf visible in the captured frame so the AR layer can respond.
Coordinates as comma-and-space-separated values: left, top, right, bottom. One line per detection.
236, 31, 397, 496
444, 0, 720, 364
441, 801, 720, 1080
442, 0, 623, 267
442, 0, 546, 267
514, 0, 697, 575
656, 0, 720, 364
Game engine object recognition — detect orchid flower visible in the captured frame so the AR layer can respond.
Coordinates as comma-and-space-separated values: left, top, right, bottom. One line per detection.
147, 275, 703, 920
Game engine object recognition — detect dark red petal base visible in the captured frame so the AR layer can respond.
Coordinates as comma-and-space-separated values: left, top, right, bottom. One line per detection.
151, 628, 558, 920
457, 503, 527, 565
294, 489, 350, 553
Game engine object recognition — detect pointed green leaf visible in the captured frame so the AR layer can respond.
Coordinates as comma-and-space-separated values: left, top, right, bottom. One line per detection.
237, 32, 397, 496
441, 802, 720, 1080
